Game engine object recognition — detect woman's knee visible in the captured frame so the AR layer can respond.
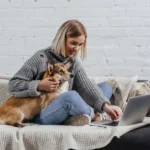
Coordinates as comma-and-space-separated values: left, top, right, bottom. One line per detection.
57, 90, 84, 106
60, 90, 85, 105
55, 90, 81, 104
65, 90, 81, 101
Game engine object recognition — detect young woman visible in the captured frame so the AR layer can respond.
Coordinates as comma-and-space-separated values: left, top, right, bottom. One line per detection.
8, 20, 121, 126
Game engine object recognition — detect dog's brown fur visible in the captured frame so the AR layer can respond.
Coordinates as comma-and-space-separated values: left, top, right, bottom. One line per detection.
0, 61, 73, 127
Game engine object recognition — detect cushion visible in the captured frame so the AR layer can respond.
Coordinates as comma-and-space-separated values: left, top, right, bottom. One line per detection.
127, 82, 137, 101
107, 76, 138, 112
136, 81, 150, 115
0, 79, 11, 106
136, 81, 150, 96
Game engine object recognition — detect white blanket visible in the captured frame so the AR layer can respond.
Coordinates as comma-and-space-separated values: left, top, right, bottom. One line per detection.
0, 76, 150, 150
0, 118, 150, 150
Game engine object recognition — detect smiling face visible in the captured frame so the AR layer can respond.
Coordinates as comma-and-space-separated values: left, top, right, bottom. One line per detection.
65, 35, 86, 57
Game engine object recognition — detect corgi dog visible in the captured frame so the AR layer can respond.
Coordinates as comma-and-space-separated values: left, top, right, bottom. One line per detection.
0, 60, 73, 127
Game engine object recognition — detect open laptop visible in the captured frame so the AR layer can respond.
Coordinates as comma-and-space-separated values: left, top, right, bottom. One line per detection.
90, 94, 150, 127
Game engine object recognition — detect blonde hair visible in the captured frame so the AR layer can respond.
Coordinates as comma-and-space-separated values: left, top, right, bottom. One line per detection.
51, 20, 87, 60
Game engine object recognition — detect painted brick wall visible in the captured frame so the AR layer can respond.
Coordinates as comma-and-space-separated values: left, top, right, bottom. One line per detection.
0, 0, 150, 78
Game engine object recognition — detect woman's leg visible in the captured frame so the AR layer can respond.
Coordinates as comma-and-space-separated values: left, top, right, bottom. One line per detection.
32, 91, 94, 125
97, 82, 112, 100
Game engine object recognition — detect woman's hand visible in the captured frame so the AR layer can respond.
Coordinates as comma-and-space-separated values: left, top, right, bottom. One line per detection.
37, 77, 60, 92
102, 103, 121, 120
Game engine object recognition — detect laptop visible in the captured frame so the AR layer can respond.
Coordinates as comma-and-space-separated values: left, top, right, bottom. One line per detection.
90, 94, 150, 127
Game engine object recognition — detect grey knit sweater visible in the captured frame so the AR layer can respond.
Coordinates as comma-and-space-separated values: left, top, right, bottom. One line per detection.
8, 47, 109, 112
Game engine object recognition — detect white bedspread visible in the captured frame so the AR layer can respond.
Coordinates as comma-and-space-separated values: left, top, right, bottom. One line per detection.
0, 118, 150, 150
0, 76, 150, 150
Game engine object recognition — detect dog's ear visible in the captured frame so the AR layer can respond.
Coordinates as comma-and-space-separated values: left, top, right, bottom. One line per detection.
64, 58, 74, 70
47, 62, 54, 75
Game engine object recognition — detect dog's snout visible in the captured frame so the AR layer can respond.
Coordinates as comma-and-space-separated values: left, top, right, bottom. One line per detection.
70, 73, 74, 78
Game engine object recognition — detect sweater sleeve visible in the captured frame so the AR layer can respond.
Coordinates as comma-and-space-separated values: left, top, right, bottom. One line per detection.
8, 52, 43, 97
73, 60, 110, 113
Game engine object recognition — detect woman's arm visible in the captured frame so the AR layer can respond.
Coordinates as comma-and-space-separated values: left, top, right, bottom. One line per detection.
8, 51, 43, 97
73, 59, 110, 113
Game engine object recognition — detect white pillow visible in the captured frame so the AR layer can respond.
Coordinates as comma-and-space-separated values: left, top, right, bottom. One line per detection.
107, 76, 138, 112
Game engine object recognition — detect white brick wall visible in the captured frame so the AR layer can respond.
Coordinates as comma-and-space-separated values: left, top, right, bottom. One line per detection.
0, 0, 150, 79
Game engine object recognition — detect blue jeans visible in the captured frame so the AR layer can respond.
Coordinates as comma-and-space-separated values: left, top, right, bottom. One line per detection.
32, 82, 112, 125
97, 82, 112, 100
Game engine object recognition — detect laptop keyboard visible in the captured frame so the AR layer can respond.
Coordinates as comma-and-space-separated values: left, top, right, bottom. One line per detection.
104, 121, 119, 126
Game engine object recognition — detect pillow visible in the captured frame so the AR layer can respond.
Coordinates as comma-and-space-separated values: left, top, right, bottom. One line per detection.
136, 81, 150, 116
127, 82, 137, 101
136, 81, 150, 96
0, 79, 12, 106
107, 76, 138, 112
